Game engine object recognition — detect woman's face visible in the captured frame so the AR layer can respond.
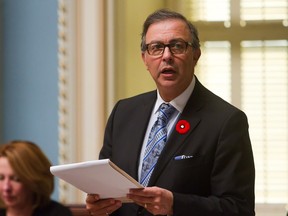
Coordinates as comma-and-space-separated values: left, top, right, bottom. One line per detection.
0, 157, 33, 209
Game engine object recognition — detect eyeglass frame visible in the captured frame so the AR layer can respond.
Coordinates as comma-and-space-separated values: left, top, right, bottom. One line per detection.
143, 39, 193, 56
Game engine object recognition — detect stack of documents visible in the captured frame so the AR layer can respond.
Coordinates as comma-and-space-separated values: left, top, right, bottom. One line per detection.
50, 159, 143, 202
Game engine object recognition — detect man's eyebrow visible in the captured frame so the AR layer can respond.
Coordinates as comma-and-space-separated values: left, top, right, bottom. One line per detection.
147, 38, 186, 44
169, 38, 186, 43
147, 40, 163, 44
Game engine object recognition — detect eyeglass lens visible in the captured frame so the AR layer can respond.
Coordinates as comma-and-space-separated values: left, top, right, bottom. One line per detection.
147, 41, 188, 56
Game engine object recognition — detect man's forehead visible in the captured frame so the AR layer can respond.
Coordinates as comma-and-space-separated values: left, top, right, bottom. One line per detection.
147, 19, 188, 30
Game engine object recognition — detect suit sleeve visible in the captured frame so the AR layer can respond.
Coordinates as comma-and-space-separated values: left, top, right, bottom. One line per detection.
172, 110, 255, 216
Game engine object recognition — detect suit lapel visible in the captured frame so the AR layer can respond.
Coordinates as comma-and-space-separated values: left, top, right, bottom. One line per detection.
147, 79, 205, 186
127, 92, 157, 179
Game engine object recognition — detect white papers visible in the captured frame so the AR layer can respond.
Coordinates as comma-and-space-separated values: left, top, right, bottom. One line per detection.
50, 159, 143, 202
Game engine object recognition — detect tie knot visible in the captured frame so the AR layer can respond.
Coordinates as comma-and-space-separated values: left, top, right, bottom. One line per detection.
158, 103, 176, 123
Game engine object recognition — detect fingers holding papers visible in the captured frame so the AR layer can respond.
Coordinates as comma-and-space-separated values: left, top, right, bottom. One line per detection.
86, 194, 122, 216
127, 186, 174, 215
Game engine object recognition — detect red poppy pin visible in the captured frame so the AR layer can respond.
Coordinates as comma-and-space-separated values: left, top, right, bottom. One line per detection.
176, 120, 190, 134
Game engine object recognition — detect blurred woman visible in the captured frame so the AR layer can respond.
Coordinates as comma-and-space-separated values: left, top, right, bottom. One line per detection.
0, 140, 72, 216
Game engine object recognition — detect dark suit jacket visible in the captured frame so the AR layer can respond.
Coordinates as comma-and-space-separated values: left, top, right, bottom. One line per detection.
99, 78, 255, 216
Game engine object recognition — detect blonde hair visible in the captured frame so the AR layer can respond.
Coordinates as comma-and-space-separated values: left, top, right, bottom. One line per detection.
0, 140, 54, 209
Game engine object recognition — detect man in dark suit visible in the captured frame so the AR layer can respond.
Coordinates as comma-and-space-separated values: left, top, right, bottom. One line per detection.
86, 9, 255, 216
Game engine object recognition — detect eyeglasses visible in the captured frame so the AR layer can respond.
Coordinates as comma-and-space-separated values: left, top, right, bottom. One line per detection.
144, 40, 193, 56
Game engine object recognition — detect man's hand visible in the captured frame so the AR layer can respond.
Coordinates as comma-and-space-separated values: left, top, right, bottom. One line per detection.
127, 186, 174, 215
86, 194, 122, 216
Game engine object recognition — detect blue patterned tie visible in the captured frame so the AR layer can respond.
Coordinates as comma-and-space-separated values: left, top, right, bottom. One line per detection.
140, 103, 176, 186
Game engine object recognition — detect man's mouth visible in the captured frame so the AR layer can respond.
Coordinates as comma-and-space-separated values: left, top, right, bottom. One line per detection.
161, 67, 176, 74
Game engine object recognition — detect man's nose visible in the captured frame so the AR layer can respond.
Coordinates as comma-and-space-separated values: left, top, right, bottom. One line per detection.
162, 46, 173, 61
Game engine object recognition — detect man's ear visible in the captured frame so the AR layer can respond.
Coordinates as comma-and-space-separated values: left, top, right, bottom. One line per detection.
141, 52, 149, 70
193, 48, 201, 62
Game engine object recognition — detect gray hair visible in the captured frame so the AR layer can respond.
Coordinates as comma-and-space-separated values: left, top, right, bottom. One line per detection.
141, 9, 200, 52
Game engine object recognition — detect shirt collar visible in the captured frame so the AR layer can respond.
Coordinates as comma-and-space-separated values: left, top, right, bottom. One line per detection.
154, 76, 196, 114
